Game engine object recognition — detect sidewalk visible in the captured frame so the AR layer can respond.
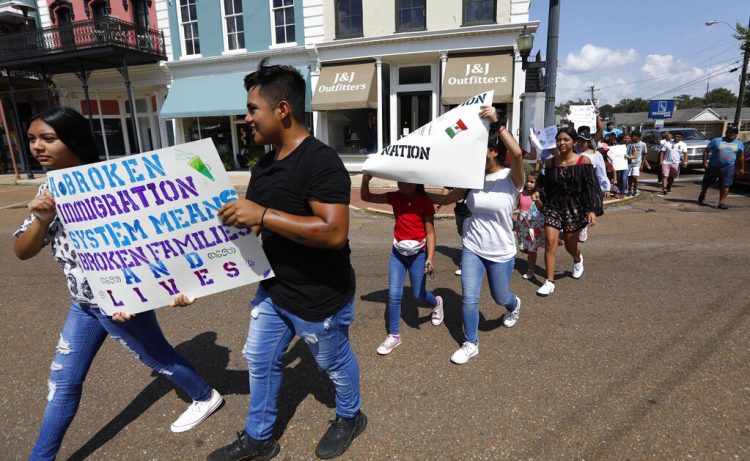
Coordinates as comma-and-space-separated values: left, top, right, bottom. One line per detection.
1, 170, 637, 216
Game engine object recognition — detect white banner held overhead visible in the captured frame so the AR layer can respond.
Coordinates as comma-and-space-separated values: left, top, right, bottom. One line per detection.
46, 139, 274, 316
362, 91, 494, 189
568, 104, 597, 133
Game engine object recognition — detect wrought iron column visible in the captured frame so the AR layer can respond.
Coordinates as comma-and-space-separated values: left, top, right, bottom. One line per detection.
118, 55, 141, 153
7, 75, 33, 179
74, 61, 96, 141
41, 66, 54, 108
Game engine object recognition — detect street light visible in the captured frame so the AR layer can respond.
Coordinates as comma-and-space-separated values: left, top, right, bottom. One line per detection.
516, 25, 535, 71
706, 17, 749, 129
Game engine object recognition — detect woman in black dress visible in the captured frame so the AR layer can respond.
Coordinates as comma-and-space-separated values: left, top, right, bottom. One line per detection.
536, 127, 602, 296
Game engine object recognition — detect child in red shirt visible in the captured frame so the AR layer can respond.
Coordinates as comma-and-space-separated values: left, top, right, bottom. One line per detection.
361, 174, 443, 355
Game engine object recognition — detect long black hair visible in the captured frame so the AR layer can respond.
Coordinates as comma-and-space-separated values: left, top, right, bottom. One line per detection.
488, 122, 509, 166
28, 107, 99, 164
555, 126, 578, 142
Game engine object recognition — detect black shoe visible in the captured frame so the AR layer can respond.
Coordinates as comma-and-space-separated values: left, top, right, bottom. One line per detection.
698, 193, 706, 205
315, 412, 367, 459
206, 431, 280, 461
718, 203, 729, 210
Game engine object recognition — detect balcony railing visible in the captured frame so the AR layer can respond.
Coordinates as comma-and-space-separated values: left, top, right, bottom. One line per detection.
0, 17, 166, 64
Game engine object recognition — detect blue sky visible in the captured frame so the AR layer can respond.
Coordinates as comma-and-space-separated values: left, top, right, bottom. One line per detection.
528, 0, 750, 105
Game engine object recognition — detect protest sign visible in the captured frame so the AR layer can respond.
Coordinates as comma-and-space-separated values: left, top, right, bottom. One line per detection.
530, 125, 558, 150
607, 144, 628, 171
568, 104, 597, 133
46, 139, 273, 315
362, 91, 493, 189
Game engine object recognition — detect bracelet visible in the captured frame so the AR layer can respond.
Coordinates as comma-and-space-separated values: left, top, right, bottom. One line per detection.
498, 126, 507, 134
260, 207, 268, 229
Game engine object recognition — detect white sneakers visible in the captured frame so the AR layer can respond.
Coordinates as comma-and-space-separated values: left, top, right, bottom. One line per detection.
537, 280, 555, 296
170, 388, 223, 433
450, 342, 479, 364
578, 226, 588, 242
376, 334, 401, 355
572, 254, 584, 279
431, 296, 444, 326
454, 268, 462, 276
503, 297, 521, 328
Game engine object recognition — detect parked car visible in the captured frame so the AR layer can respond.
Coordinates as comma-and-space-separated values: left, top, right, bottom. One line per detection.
641, 127, 710, 169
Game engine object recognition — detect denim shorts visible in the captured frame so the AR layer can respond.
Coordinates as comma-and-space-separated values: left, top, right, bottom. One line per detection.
702, 164, 735, 188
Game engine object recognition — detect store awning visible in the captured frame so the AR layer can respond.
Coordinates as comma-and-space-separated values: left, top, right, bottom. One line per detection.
441, 54, 514, 105
161, 67, 311, 118
312, 62, 377, 111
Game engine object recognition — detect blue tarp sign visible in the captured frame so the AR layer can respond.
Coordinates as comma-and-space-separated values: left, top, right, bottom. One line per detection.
649, 100, 675, 119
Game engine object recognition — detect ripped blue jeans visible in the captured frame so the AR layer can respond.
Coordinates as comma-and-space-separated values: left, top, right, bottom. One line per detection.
242, 287, 360, 441
30, 301, 212, 461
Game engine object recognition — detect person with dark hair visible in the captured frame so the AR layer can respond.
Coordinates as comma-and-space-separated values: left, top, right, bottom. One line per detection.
428, 109, 525, 364
658, 131, 687, 195
699, 125, 745, 209
211, 60, 365, 461
515, 170, 545, 281
536, 126, 602, 297
628, 131, 650, 196
576, 125, 608, 243
15, 107, 223, 461
360, 176, 443, 355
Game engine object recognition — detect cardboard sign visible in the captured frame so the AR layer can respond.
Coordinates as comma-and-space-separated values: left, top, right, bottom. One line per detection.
46, 139, 273, 315
530, 125, 558, 150
608, 145, 629, 171
362, 91, 494, 189
568, 104, 597, 133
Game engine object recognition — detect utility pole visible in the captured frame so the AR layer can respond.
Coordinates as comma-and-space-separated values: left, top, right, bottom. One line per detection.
543, 0, 560, 127
585, 85, 599, 104
734, 17, 750, 128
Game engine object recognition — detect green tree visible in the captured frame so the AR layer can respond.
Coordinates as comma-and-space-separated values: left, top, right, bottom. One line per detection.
704, 87, 737, 107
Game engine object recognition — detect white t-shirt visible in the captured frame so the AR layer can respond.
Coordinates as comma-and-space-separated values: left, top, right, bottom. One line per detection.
462, 168, 522, 263
582, 151, 611, 193
660, 140, 686, 164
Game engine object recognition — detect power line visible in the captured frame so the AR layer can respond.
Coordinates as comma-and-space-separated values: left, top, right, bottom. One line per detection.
584, 85, 599, 102
648, 62, 740, 99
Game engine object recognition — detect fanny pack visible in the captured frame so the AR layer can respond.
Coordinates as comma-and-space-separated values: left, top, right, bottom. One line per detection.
393, 238, 426, 256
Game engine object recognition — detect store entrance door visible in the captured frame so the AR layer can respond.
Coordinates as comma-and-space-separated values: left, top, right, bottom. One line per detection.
397, 92, 431, 139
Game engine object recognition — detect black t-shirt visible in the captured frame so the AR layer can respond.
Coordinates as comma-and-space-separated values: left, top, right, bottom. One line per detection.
245, 136, 355, 321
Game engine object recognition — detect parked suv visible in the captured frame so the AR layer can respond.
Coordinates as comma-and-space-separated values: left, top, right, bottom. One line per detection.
641, 127, 709, 169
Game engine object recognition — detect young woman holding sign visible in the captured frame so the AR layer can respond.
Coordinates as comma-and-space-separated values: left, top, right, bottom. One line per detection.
14, 107, 222, 460
428, 106, 525, 364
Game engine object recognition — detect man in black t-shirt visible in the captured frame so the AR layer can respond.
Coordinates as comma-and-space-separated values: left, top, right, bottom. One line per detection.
209, 61, 365, 461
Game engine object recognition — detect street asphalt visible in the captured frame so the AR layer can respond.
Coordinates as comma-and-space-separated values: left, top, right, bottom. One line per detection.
0, 173, 748, 460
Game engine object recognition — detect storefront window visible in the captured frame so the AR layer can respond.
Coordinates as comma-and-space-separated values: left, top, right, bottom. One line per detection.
94, 119, 127, 158
326, 109, 377, 154
183, 116, 233, 166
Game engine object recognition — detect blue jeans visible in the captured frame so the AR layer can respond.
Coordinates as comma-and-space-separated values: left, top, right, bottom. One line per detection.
30, 302, 211, 461
460, 247, 518, 345
387, 248, 437, 335
616, 169, 628, 194
242, 288, 360, 441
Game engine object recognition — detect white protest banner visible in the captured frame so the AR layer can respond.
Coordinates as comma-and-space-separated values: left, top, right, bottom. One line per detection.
530, 125, 558, 150
568, 104, 597, 133
607, 144, 629, 171
46, 139, 273, 316
362, 91, 493, 189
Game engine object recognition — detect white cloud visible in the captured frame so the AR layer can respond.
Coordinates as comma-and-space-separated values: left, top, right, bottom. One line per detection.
564, 44, 639, 73
552, 53, 741, 107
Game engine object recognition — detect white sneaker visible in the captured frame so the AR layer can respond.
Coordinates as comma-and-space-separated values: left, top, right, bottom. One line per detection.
537, 280, 555, 297
522, 271, 537, 281
376, 334, 401, 355
572, 254, 584, 279
454, 268, 462, 276
431, 296, 444, 326
503, 296, 521, 328
578, 226, 588, 242
170, 388, 223, 433
450, 342, 478, 364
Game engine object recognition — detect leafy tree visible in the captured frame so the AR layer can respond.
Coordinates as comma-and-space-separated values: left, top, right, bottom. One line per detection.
704, 87, 737, 107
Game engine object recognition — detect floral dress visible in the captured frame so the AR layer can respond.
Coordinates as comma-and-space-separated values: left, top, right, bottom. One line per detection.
516, 190, 545, 252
